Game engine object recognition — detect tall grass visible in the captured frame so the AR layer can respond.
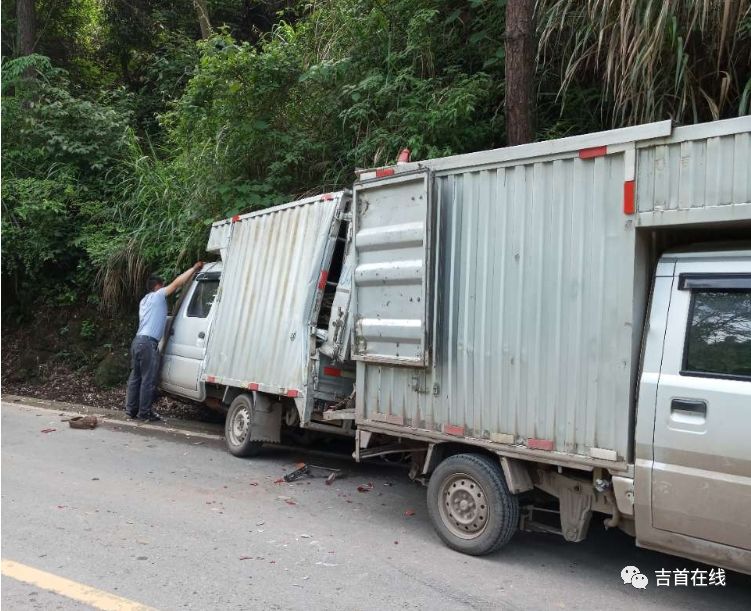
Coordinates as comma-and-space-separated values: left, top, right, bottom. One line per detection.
95, 133, 213, 309
537, 0, 751, 124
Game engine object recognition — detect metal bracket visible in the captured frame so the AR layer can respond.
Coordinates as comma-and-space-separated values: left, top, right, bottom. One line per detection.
410, 375, 430, 394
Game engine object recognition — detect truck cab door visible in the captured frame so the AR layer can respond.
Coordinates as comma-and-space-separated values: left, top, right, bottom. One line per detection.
651, 258, 751, 551
160, 265, 221, 400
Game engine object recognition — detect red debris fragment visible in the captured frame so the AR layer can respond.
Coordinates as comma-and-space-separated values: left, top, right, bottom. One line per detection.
239, 556, 252, 560
41, 429, 56, 434
273, 478, 285, 484
357, 483, 374, 493
284, 499, 296, 506
404, 509, 416, 517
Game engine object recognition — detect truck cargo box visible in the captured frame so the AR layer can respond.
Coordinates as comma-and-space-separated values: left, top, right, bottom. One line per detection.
202, 192, 351, 421
351, 116, 751, 470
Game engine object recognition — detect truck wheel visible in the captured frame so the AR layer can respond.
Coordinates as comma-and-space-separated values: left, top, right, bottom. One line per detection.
225, 394, 264, 457
427, 453, 519, 555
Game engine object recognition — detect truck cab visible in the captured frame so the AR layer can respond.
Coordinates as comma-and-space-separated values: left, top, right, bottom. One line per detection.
160, 261, 222, 402
633, 244, 751, 571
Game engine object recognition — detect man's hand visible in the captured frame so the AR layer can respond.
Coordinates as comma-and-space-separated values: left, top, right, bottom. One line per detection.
163, 261, 205, 296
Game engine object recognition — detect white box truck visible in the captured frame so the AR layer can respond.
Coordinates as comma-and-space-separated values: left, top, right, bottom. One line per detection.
160, 117, 751, 573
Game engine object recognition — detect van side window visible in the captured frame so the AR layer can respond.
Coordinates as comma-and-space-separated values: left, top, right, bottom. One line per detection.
187, 280, 219, 318
683, 289, 751, 380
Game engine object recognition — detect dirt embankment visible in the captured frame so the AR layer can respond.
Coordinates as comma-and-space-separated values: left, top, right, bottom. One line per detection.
1, 305, 214, 421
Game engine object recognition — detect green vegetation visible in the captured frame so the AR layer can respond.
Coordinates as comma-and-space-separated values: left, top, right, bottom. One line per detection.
3, 0, 751, 317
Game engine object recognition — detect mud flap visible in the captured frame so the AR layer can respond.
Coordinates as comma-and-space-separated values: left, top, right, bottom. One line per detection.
250, 394, 282, 443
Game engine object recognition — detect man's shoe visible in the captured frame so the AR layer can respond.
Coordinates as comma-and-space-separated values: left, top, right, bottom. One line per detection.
138, 412, 163, 422
126, 412, 138, 420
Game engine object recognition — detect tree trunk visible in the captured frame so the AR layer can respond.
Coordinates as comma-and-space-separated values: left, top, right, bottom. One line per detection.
16, 0, 36, 56
505, 0, 535, 145
193, 0, 212, 39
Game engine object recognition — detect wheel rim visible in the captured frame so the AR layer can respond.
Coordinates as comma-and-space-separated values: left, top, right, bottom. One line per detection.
438, 472, 489, 539
229, 404, 250, 446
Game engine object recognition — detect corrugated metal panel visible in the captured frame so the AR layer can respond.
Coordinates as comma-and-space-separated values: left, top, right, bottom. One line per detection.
352, 171, 432, 366
357, 154, 635, 460
202, 193, 344, 396
636, 117, 751, 226
206, 221, 232, 254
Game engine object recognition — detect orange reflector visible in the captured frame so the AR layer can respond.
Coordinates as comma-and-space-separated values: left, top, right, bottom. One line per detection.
579, 146, 607, 159
623, 180, 635, 215
323, 367, 341, 377
318, 270, 329, 290
286, 389, 300, 398
247, 382, 259, 391
528, 438, 554, 451
322, 193, 334, 201
443, 424, 465, 436
231, 215, 240, 223
375, 168, 395, 178
207, 376, 216, 383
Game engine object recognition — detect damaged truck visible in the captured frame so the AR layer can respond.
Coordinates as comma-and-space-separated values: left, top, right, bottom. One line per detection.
160, 116, 751, 573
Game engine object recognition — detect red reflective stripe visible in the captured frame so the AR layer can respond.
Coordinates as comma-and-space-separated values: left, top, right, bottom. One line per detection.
578, 146, 607, 159
207, 376, 216, 383
323, 367, 342, 377
318, 270, 329, 290
375, 168, 395, 178
286, 389, 299, 398
623, 180, 635, 215
247, 382, 259, 391
528, 438, 554, 451
231, 215, 240, 223
443, 424, 465, 436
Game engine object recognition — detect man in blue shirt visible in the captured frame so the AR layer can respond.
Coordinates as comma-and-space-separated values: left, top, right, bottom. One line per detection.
126, 262, 203, 421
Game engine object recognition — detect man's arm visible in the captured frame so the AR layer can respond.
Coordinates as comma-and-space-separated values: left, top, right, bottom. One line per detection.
163, 261, 204, 296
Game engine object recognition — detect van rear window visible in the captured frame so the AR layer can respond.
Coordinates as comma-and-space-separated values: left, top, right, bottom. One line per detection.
683, 289, 751, 381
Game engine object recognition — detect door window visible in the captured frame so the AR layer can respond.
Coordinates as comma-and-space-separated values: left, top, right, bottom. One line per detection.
682, 288, 751, 380
187, 280, 219, 318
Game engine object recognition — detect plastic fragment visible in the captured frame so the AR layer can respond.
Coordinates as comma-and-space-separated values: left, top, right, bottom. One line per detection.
404, 509, 416, 517
41, 428, 56, 434
357, 483, 373, 493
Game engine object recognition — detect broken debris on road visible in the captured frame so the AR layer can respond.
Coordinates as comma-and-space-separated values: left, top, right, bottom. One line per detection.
282, 463, 345, 485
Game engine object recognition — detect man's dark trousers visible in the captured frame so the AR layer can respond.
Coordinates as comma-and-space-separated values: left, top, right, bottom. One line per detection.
125, 335, 160, 418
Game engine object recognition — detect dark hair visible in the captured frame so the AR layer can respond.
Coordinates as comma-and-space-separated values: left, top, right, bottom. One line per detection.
147, 274, 165, 292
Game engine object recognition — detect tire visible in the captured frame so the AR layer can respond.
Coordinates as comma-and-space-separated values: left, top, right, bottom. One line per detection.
224, 394, 264, 458
427, 453, 519, 555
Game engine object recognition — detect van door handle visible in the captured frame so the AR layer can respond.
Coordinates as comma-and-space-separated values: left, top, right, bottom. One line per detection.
198, 332, 205, 339
671, 398, 707, 415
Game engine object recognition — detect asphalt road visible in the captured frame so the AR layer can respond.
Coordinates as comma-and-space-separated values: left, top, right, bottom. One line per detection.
2, 402, 750, 610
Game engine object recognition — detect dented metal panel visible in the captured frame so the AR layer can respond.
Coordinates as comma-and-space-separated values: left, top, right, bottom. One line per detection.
202, 193, 345, 399
352, 170, 432, 366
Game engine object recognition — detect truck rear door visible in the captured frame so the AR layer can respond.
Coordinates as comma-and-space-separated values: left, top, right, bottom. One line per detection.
651, 256, 751, 550
352, 169, 433, 367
